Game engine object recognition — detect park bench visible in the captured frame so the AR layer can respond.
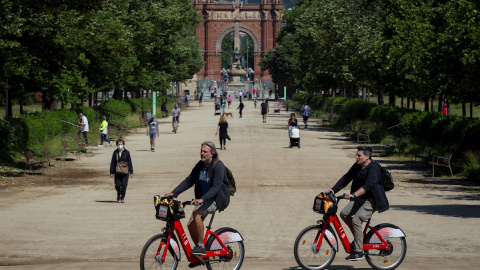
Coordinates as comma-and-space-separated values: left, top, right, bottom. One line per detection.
62, 140, 81, 160
384, 137, 402, 154
75, 136, 93, 156
320, 113, 336, 126
344, 121, 356, 132
25, 150, 48, 172
413, 146, 432, 161
357, 126, 371, 143
43, 147, 62, 166
429, 153, 453, 177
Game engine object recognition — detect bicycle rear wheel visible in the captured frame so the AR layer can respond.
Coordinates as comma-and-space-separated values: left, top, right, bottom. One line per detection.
205, 228, 245, 270
364, 233, 407, 270
140, 234, 179, 270
294, 225, 336, 270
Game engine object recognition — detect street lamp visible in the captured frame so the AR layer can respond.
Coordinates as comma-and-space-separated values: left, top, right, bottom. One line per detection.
246, 44, 249, 77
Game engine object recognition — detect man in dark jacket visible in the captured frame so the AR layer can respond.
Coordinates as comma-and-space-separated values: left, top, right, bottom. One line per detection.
165, 141, 230, 258
325, 146, 389, 261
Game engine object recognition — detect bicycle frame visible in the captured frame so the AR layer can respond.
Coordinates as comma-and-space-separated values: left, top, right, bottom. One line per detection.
316, 211, 392, 255
157, 212, 239, 265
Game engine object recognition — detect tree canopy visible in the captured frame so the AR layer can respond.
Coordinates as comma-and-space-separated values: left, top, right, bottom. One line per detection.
260, 0, 480, 116
0, 0, 203, 110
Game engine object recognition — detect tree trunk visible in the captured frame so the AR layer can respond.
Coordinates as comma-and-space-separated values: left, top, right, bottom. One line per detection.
424, 96, 429, 112
362, 87, 367, 100
88, 93, 93, 107
406, 97, 410, 109
412, 99, 416, 110
401, 97, 404, 108
470, 101, 473, 118
389, 94, 396, 106
19, 98, 24, 114
438, 97, 442, 113
430, 97, 434, 112
462, 101, 466, 118
42, 90, 48, 110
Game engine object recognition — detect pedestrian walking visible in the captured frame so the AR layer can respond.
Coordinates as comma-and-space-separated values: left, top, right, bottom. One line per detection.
199, 92, 203, 107
301, 104, 312, 128
98, 116, 112, 147
110, 139, 134, 203
442, 98, 449, 116
237, 101, 244, 118
147, 115, 159, 151
172, 103, 181, 131
227, 95, 232, 109
215, 115, 230, 150
261, 99, 268, 123
77, 112, 89, 144
254, 99, 257, 109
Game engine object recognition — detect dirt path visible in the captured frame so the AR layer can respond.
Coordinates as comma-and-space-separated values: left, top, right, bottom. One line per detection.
1, 100, 479, 270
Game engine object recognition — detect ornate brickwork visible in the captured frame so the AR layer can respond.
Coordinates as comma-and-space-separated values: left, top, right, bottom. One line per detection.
193, 0, 283, 81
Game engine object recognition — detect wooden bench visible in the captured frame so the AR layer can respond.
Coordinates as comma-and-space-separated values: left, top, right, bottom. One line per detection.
344, 121, 356, 132
25, 151, 48, 172
43, 147, 62, 166
357, 127, 371, 143
413, 146, 432, 161
62, 140, 81, 160
384, 137, 402, 153
429, 153, 453, 177
75, 136, 93, 156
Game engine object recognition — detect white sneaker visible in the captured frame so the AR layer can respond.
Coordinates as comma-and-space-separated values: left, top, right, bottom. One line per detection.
98, 145, 103, 147
109, 141, 113, 146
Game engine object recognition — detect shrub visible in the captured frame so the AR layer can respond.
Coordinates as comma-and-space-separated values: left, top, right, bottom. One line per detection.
461, 151, 480, 181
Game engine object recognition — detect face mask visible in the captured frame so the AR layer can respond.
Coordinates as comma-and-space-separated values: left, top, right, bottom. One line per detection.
118, 145, 124, 150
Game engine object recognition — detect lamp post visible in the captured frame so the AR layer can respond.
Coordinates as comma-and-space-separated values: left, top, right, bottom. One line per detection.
246, 44, 249, 78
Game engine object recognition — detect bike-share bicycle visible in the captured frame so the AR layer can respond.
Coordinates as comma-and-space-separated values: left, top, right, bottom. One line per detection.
140, 196, 245, 270
294, 193, 407, 270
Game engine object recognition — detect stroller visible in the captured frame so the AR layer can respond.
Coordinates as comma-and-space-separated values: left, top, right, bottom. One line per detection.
214, 102, 221, 115
289, 126, 300, 148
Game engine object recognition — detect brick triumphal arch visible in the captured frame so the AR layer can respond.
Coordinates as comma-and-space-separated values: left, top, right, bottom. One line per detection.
193, 0, 284, 81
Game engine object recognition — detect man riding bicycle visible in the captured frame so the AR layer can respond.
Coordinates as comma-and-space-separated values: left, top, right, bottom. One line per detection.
164, 141, 230, 262
171, 103, 181, 132
325, 146, 389, 261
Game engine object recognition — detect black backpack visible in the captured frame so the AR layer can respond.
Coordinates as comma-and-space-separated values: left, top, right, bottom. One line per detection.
376, 163, 394, 191
214, 160, 236, 196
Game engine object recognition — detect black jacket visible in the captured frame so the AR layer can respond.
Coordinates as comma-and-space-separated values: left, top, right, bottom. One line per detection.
172, 159, 230, 212
331, 161, 389, 213
110, 149, 134, 175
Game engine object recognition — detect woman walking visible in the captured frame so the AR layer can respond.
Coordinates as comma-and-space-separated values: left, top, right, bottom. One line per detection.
215, 115, 230, 150
110, 138, 133, 203
287, 113, 298, 135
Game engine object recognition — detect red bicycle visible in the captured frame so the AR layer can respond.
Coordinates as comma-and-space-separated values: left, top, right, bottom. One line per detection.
140, 196, 245, 270
294, 193, 407, 270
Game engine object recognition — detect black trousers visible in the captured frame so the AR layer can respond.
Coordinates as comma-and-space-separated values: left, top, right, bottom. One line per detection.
239, 109, 243, 117
219, 135, 226, 147
114, 174, 129, 199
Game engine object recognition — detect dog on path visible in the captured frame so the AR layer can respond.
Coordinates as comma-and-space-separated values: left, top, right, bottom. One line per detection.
223, 112, 233, 118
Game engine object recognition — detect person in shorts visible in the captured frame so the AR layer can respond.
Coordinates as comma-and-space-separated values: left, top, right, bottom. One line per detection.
261, 99, 268, 123
164, 141, 230, 262
301, 104, 312, 129
171, 103, 181, 132
147, 115, 159, 151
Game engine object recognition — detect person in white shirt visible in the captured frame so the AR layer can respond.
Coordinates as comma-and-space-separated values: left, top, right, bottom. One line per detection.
77, 112, 89, 144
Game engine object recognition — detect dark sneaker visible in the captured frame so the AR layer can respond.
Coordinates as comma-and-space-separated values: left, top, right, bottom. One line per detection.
190, 245, 206, 255
345, 252, 364, 261
117, 194, 120, 202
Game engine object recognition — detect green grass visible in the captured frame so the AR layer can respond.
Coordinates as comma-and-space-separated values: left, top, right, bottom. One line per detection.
0, 104, 43, 119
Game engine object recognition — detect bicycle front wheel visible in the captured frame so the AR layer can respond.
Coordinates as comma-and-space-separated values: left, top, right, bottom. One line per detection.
140, 234, 179, 270
205, 228, 245, 270
294, 225, 337, 270
364, 234, 407, 270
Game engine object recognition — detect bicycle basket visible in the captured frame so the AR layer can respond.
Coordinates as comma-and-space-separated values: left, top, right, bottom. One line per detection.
154, 196, 185, 221
313, 193, 337, 215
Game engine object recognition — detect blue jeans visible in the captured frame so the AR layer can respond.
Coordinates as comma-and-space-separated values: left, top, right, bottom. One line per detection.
100, 133, 111, 145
